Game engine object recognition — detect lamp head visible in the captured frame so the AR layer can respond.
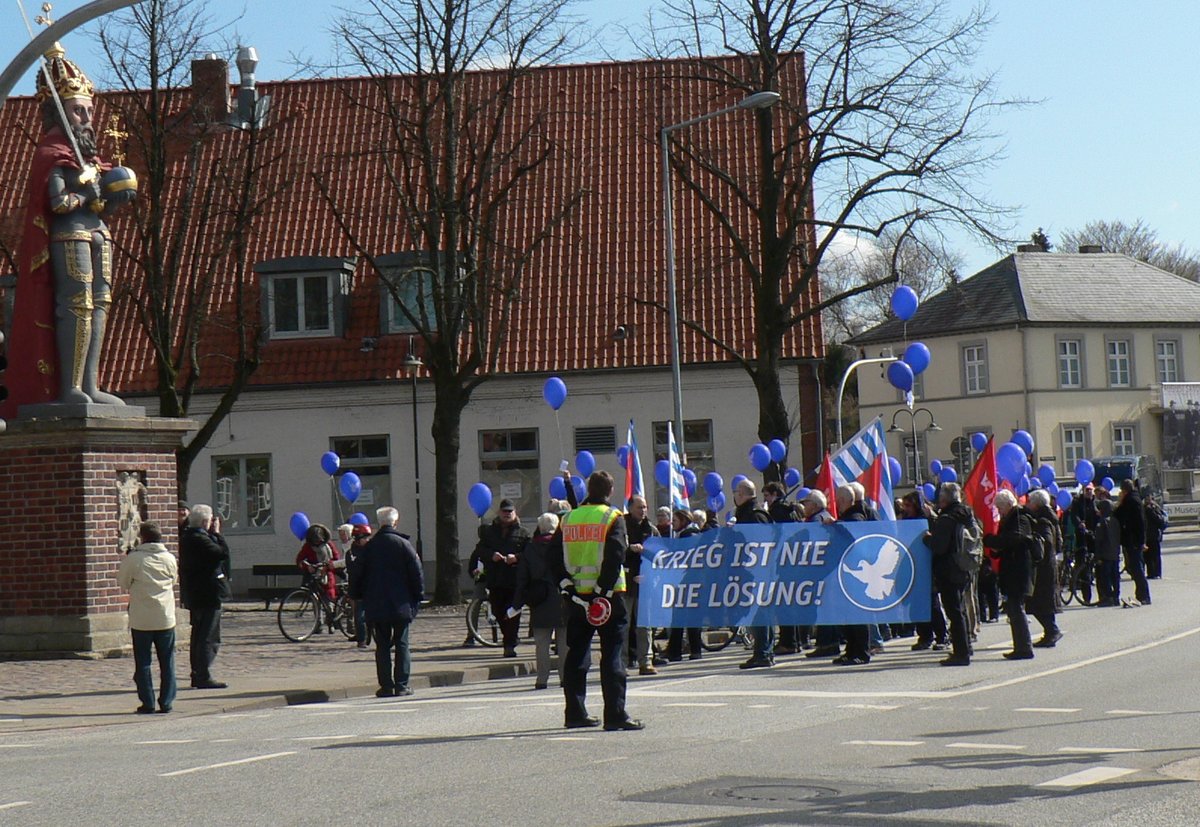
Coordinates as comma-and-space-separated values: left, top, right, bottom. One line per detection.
737, 91, 782, 110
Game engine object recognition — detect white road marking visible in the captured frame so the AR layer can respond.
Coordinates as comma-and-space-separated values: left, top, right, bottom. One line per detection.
662, 702, 728, 708
159, 751, 297, 778
0, 802, 32, 812
548, 736, 594, 741
839, 703, 899, 710
1037, 767, 1138, 788
216, 713, 253, 719
357, 709, 417, 714
210, 739, 240, 743
591, 756, 628, 764
1015, 707, 1081, 714
843, 740, 924, 747
305, 711, 348, 717
292, 735, 357, 742
633, 689, 945, 700
0, 745, 35, 750
1106, 709, 1168, 716
1058, 747, 1145, 754
747, 704, 775, 709
369, 735, 419, 741
948, 742, 1027, 751
135, 739, 198, 745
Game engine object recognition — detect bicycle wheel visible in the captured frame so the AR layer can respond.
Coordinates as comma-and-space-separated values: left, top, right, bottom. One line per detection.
699, 626, 735, 652
1058, 560, 1075, 606
739, 626, 756, 651
335, 594, 357, 640
1071, 561, 1099, 607
278, 589, 322, 642
466, 598, 502, 647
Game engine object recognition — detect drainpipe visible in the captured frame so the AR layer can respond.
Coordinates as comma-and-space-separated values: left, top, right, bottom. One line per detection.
1019, 324, 1033, 445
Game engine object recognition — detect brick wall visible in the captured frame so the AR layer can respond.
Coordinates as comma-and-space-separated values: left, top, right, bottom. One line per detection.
0, 418, 190, 619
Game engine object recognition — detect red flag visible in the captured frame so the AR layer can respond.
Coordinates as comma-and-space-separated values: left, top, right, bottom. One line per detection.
858, 455, 886, 517
964, 437, 999, 536
815, 452, 839, 520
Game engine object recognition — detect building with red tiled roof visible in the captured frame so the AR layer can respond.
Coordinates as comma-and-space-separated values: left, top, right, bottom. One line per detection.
0, 54, 824, 582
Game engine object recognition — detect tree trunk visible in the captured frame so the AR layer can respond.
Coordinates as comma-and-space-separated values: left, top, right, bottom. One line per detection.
430, 379, 465, 604
753, 340, 791, 483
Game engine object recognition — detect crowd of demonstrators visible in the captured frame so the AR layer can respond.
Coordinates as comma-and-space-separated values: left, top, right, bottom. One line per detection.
179, 504, 231, 690
511, 512, 566, 690
118, 522, 178, 713
352, 506, 424, 698
471, 499, 531, 657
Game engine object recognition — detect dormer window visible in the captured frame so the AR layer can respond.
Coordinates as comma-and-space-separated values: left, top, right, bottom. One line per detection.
256, 256, 355, 340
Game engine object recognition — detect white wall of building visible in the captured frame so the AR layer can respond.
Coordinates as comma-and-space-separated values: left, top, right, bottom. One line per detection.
150, 363, 808, 585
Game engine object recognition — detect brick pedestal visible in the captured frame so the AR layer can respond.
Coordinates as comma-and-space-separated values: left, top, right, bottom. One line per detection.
0, 415, 193, 657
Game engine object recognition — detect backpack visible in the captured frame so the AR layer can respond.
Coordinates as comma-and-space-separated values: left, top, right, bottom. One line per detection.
954, 517, 984, 575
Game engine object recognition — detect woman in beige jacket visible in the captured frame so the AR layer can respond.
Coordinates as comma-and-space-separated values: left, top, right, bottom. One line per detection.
118, 523, 179, 714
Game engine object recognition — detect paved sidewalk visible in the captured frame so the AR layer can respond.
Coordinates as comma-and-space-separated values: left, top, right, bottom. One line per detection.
0, 605, 540, 733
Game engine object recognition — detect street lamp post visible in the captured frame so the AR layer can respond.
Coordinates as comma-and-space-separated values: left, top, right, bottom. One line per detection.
833, 355, 898, 448
888, 407, 942, 490
404, 338, 424, 558
661, 90, 781, 460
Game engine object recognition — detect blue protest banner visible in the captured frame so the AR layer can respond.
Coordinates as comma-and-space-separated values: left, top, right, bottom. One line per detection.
638, 521, 932, 627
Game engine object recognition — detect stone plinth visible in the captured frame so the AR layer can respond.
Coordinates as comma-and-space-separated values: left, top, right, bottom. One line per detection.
0, 414, 193, 657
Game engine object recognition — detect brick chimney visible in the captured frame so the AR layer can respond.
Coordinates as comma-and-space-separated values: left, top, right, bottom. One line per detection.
190, 54, 230, 124
1078, 244, 1105, 254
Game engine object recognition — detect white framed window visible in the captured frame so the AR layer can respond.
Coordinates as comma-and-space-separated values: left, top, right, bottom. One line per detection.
212, 455, 273, 533
961, 342, 988, 395
256, 256, 353, 341
1062, 425, 1090, 466
653, 420, 715, 508
331, 435, 392, 516
1112, 424, 1137, 456
1156, 338, 1180, 383
383, 267, 438, 333
479, 429, 540, 522
1106, 338, 1131, 387
1058, 338, 1083, 388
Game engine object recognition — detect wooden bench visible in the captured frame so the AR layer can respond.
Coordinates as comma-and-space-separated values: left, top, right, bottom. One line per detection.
249, 563, 303, 609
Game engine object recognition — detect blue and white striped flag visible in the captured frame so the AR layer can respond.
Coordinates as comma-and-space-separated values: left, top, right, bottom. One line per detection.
831, 416, 896, 520
668, 422, 690, 511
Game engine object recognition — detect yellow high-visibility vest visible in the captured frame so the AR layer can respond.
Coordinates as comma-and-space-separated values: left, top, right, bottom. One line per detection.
561, 504, 624, 595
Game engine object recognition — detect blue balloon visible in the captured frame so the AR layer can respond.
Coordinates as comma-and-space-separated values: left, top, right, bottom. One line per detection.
576, 450, 596, 478
795, 487, 812, 501
1025, 461, 1033, 477
682, 468, 698, 494
320, 451, 340, 476
996, 442, 1027, 485
1100, 476, 1116, 492
542, 377, 567, 411
784, 468, 802, 488
1075, 459, 1096, 485
902, 342, 931, 375
339, 472, 363, 503
1056, 489, 1073, 510
467, 482, 493, 517
617, 445, 630, 469
1036, 463, 1057, 487
708, 492, 726, 512
886, 360, 914, 392
570, 475, 587, 502
749, 444, 772, 472
970, 432, 988, 453
930, 459, 943, 476
921, 483, 936, 500
549, 476, 567, 500
1016, 475, 1031, 496
349, 512, 370, 526
891, 285, 919, 321
731, 474, 749, 493
1029, 478, 1041, 489
703, 472, 724, 498
768, 439, 787, 463
289, 511, 311, 541
655, 460, 671, 487
939, 467, 957, 484
1047, 481, 1060, 496
1012, 429, 1035, 457
888, 456, 903, 485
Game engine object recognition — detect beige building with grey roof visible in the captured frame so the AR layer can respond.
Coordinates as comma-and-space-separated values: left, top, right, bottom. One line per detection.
850, 246, 1200, 500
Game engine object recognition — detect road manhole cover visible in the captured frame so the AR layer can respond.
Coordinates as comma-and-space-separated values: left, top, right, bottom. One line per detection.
720, 784, 838, 804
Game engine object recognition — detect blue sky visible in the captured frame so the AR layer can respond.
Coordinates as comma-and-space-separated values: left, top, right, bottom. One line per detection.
2, 0, 1197, 274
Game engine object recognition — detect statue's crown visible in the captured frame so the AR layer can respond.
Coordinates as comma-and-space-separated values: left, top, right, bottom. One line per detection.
35, 42, 94, 104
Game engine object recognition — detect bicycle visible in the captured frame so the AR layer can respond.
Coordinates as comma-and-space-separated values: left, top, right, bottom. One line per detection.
278, 563, 360, 642
466, 594, 503, 647
1069, 550, 1100, 607
1057, 552, 1075, 606
698, 626, 755, 652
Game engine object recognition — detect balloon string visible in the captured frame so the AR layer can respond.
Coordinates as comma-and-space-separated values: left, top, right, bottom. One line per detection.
332, 476, 345, 525
554, 409, 566, 465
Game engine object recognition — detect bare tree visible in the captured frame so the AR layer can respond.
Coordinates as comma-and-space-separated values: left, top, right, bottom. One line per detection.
1060, 218, 1200, 281
95, 0, 298, 496
316, 0, 584, 603
821, 229, 962, 342
641, 0, 1015, 449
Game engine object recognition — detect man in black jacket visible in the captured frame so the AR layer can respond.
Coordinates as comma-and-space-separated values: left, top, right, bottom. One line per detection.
834, 485, 873, 666
983, 490, 1035, 659
178, 504, 230, 689
1114, 480, 1151, 605
734, 480, 774, 670
924, 483, 975, 666
473, 499, 531, 656
355, 506, 424, 697
623, 495, 659, 675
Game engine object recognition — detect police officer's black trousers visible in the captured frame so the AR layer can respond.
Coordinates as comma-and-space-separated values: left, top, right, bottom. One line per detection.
562, 596, 629, 727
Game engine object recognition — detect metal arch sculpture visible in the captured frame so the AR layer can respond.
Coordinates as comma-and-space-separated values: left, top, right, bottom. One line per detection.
0, 0, 146, 107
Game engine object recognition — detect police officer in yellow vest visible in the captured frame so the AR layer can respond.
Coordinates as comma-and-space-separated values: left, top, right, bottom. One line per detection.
550, 471, 644, 731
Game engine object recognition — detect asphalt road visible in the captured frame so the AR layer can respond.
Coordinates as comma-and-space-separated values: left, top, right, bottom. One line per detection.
4, 533, 1200, 826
